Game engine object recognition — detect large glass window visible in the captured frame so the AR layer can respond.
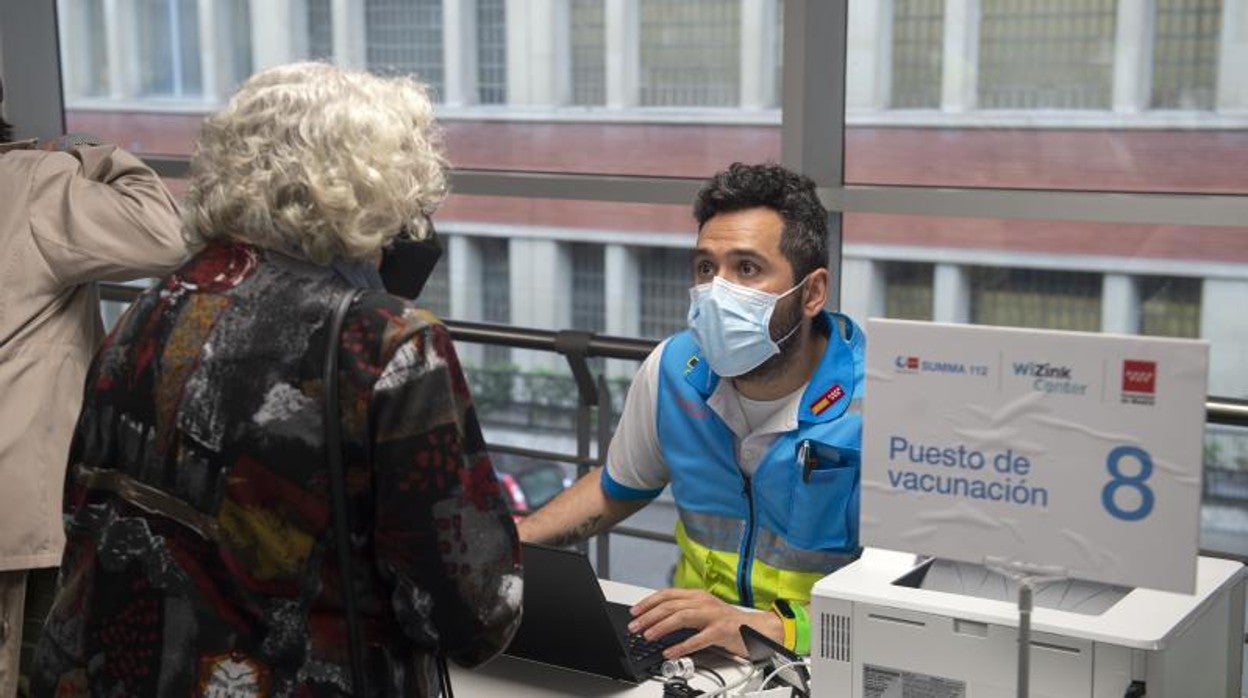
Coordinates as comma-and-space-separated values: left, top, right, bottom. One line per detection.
571, 0, 607, 106
844, 212, 1248, 400
136, 0, 203, 97
970, 267, 1103, 332
480, 236, 511, 367
640, 0, 740, 107
846, 0, 1248, 194
227, 0, 254, 90
640, 247, 691, 340
1203, 425, 1248, 559
1152, 0, 1222, 110
978, 0, 1116, 110
307, 0, 334, 62
46, 0, 1248, 577
477, 0, 507, 104
366, 0, 444, 98
1138, 275, 1202, 338
890, 0, 944, 109
60, 0, 110, 98
571, 243, 606, 334
420, 241, 451, 318
882, 262, 935, 321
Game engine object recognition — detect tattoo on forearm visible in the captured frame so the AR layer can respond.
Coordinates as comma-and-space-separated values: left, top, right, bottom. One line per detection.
549, 514, 603, 548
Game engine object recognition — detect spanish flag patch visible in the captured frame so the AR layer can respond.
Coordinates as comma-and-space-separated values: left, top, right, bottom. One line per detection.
809, 383, 845, 416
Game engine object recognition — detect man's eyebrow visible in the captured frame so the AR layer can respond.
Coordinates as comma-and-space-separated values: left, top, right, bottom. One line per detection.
724, 248, 767, 261
692, 248, 766, 260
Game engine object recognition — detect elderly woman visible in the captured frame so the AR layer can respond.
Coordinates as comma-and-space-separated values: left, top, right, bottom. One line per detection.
31, 63, 522, 697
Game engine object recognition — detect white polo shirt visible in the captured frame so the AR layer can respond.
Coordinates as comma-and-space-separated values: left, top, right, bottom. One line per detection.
605, 339, 809, 496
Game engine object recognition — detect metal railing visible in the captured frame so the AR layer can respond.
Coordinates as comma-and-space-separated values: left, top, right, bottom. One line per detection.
99, 281, 1248, 573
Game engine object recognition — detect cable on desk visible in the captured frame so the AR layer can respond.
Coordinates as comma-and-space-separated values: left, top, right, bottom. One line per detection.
757, 658, 811, 694
697, 666, 726, 687
696, 666, 761, 698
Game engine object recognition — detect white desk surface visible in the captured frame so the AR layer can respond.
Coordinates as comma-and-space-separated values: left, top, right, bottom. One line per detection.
450, 579, 755, 697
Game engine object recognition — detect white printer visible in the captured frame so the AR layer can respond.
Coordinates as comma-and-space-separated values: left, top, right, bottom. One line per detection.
810, 548, 1245, 698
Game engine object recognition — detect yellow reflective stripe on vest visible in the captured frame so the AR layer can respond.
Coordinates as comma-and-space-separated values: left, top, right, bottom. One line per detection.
753, 527, 859, 575
674, 510, 847, 610
679, 509, 744, 553
673, 520, 741, 603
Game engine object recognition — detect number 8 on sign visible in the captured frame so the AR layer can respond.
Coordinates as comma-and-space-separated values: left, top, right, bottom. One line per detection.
1102, 446, 1155, 521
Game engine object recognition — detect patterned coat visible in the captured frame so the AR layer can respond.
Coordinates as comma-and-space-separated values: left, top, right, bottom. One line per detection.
32, 242, 523, 697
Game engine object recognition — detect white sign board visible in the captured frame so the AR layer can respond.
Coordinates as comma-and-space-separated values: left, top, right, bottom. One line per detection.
861, 319, 1208, 594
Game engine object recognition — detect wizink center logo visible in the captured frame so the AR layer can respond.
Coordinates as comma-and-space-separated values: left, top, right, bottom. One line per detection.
1121, 359, 1157, 406
894, 355, 988, 377
1012, 360, 1089, 396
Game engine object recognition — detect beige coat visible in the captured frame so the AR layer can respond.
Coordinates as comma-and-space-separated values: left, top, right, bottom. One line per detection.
0, 142, 186, 570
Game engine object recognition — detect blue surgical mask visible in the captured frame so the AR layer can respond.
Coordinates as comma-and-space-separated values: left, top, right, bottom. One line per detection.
687, 275, 806, 377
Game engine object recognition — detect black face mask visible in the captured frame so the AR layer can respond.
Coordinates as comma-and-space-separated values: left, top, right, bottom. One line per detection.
379, 222, 443, 300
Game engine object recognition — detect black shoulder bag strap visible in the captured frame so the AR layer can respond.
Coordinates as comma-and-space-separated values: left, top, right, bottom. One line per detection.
324, 289, 368, 697
324, 289, 456, 698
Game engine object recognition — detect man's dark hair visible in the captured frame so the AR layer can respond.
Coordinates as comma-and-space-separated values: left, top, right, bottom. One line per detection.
694, 162, 828, 282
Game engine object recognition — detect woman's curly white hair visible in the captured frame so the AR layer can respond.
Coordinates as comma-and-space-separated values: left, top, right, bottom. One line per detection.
184, 62, 447, 263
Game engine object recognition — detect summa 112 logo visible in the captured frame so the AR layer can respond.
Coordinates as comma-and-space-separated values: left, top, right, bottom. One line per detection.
893, 354, 988, 377
1121, 360, 1157, 405
894, 355, 920, 371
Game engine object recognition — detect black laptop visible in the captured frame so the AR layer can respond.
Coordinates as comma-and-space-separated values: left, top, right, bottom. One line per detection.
505, 543, 695, 682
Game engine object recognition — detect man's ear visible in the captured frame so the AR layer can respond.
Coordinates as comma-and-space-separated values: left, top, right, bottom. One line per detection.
803, 268, 830, 317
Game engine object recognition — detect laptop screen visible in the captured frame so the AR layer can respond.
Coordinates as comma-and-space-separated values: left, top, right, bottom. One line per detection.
505, 543, 642, 682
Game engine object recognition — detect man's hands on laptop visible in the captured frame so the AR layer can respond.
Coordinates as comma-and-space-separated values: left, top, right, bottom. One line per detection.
627, 588, 784, 659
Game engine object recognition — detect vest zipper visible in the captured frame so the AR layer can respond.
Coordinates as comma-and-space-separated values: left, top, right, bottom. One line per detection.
737, 473, 756, 608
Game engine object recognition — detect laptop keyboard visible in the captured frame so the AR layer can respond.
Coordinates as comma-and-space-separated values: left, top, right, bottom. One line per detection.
627, 627, 698, 675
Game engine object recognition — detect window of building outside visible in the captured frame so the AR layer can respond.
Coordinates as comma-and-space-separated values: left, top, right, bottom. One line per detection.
970, 267, 1103, 332
571, 243, 607, 335
890, 0, 944, 109
639, 0, 740, 107
477, 0, 507, 104
1138, 275, 1202, 338
847, 0, 1248, 194
60, 0, 110, 97
136, 0, 203, 97
365, 0, 444, 99
307, 0, 334, 62
479, 236, 511, 368
1152, 0, 1222, 110
420, 241, 451, 318
571, 0, 607, 105
227, 0, 254, 90
640, 247, 693, 340
978, 0, 1116, 110
881, 261, 935, 321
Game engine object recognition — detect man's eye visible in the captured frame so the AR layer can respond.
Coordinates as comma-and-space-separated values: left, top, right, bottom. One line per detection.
739, 261, 759, 276
694, 261, 714, 278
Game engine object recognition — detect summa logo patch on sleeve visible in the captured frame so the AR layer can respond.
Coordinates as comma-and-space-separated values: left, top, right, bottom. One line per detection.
810, 384, 845, 415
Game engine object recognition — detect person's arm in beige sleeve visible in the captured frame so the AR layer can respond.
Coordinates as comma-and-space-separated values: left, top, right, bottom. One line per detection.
27, 143, 187, 286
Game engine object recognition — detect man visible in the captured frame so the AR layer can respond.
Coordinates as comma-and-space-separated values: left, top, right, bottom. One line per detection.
520, 162, 864, 660
0, 79, 186, 696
